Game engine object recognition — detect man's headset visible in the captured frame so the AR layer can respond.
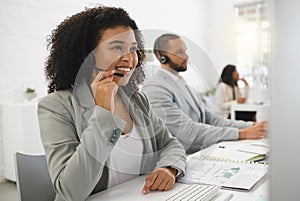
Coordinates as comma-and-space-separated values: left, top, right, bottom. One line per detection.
160, 55, 170, 64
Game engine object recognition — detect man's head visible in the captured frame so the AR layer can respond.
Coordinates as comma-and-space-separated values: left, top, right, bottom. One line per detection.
153, 34, 189, 73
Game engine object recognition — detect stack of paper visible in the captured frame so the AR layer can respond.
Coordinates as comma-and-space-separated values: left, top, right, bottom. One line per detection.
180, 158, 268, 190
180, 139, 269, 190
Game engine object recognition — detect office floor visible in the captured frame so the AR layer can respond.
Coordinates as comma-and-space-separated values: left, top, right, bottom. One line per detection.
0, 181, 18, 201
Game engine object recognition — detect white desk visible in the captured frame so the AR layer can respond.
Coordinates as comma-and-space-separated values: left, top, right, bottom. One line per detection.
87, 174, 268, 201
86, 140, 269, 201
230, 103, 270, 122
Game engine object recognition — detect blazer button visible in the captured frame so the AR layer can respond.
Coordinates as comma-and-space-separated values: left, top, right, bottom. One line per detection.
110, 136, 116, 144
110, 128, 121, 144
113, 128, 122, 138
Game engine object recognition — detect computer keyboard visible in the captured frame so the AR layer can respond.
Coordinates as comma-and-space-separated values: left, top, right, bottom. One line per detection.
165, 184, 220, 201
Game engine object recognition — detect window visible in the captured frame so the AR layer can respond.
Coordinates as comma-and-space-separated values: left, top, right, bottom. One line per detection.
234, 1, 270, 88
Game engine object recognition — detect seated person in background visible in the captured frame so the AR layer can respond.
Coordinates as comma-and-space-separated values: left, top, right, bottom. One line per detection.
38, 7, 186, 201
142, 33, 267, 154
213, 64, 253, 120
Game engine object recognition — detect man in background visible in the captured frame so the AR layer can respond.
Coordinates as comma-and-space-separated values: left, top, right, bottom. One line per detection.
142, 34, 267, 154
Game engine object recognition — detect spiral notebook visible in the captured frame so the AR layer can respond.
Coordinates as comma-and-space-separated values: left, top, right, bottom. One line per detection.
200, 140, 269, 163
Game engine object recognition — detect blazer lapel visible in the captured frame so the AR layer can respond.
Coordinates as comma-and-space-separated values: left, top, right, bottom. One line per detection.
118, 89, 150, 133
185, 84, 205, 122
118, 90, 156, 173
160, 71, 201, 118
72, 78, 95, 138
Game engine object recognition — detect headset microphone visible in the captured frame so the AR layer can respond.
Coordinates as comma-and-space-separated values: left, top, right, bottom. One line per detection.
160, 55, 169, 64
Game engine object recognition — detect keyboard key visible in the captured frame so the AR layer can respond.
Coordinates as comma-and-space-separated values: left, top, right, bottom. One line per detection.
166, 184, 220, 201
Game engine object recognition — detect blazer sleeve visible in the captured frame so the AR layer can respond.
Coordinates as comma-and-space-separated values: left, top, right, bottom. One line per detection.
38, 93, 125, 201
142, 84, 252, 153
138, 92, 186, 178
204, 107, 253, 129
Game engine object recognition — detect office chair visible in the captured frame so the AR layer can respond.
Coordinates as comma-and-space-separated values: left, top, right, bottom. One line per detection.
14, 152, 56, 201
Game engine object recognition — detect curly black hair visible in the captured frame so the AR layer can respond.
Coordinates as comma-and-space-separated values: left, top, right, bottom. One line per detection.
45, 6, 145, 94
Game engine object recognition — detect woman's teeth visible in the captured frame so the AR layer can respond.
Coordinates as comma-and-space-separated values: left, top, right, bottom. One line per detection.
116, 67, 131, 72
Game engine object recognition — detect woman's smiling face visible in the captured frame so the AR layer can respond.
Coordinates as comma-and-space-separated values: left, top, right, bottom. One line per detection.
93, 26, 139, 86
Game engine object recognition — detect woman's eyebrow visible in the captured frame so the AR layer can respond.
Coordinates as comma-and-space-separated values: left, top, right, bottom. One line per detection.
108, 40, 137, 45
108, 40, 124, 45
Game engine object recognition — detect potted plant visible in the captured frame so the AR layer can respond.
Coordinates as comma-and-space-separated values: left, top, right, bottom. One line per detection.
200, 88, 216, 109
24, 87, 37, 101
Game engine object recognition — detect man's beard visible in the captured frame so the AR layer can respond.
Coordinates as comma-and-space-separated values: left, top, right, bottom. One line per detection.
169, 60, 187, 72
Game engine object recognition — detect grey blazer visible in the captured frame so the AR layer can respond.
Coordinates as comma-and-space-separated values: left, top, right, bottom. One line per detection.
142, 69, 253, 154
38, 81, 186, 201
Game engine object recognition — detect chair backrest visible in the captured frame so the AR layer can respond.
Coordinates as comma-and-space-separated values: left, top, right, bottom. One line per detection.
14, 152, 56, 201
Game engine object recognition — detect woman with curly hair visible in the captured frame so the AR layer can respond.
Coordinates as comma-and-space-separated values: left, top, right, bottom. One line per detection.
38, 6, 186, 201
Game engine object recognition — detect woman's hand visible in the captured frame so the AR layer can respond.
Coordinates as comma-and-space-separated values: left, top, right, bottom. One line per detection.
237, 97, 247, 103
142, 167, 177, 195
90, 70, 118, 112
239, 77, 249, 86
239, 121, 268, 139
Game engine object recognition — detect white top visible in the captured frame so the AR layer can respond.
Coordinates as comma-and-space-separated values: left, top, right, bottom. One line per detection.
213, 82, 249, 118
107, 123, 144, 188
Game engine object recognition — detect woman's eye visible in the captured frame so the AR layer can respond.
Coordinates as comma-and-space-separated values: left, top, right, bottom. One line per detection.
130, 47, 138, 52
112, 46, 123, 51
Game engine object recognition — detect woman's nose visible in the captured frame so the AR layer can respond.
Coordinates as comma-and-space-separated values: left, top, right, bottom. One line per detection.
121, 51, 133, 62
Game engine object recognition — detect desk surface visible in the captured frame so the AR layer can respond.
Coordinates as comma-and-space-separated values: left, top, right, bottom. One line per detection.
231, 103, 269, 110
87, 175, 268, 201
87, 140, 269, 201
230, 103, 270, 121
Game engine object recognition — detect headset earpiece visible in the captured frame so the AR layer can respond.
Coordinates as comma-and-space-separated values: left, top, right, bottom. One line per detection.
160, 55, 169, 64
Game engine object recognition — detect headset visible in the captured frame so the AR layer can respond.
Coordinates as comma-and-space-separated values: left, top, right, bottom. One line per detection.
160, 55, 170, 64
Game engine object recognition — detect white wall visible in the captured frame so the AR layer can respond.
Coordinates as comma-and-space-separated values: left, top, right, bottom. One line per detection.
98, 0, 208, 50
0, 0, 208, 103
0, 0, 89, 182
0, 0, 90, 103
0, 0, 208, 181
208, 0, 250, 73
270, 0, 300, 200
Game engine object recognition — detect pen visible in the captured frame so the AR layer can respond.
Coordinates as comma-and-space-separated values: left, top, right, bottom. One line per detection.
236, 149, 260, 155
93, 67, 125, 77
